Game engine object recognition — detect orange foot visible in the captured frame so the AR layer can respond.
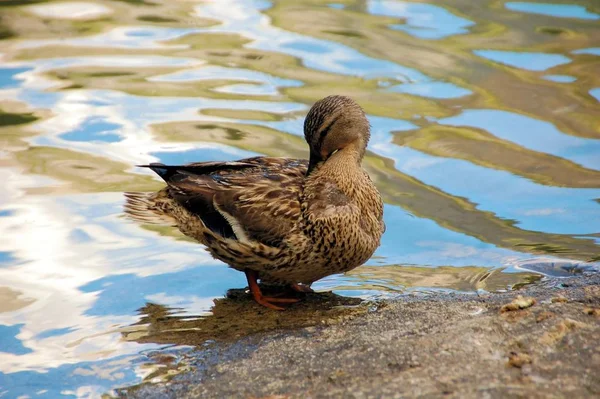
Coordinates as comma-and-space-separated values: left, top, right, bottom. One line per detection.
290, 283, 314, 293
245, 270, 300, 310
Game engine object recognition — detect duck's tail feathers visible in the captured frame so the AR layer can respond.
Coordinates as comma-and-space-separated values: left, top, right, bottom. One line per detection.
137, 161, 256, 183
123, 191, 177, 225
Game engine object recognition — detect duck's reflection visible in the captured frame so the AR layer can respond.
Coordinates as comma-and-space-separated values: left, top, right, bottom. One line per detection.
122, 288, 362, 346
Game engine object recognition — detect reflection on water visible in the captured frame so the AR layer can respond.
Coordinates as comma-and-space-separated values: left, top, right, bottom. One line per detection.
474, 50, 572, 71
504, 2, 600, 20
0, 0, 599, 397
367, 0, 475, 39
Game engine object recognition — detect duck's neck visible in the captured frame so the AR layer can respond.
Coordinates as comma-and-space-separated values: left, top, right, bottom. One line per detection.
311, 145, 365, 193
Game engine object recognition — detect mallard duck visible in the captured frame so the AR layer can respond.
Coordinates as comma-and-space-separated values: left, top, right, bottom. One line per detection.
125, 95, 385, 309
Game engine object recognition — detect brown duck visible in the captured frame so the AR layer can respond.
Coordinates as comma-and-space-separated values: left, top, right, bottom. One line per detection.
125, 95, 385, 309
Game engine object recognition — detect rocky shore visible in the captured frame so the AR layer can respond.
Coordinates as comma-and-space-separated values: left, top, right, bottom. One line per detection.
122, 273, 600, 398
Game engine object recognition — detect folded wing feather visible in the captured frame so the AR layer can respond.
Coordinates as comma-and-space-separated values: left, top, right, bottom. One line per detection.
142, 157, 308, 248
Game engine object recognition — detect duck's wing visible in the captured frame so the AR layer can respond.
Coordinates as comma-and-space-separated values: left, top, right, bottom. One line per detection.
142, 157, 308, 248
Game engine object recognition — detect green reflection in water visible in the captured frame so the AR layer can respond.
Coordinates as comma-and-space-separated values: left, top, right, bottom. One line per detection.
0, 110, 38, 126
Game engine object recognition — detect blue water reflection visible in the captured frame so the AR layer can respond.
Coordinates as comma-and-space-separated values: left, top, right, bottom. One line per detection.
542, 74, 576, 83
0, 251, 18, 267
35, 327, 77, 340
2, 354, 156, 399
60, 117, 122, 143
388, 81, 472, 99
573, 47, 600, 56
214, 83, 279, 96
81, 266, 243, 317
377, 144, 600, 235
368, 0, 475, 39
0, 67, 30, 89
370, 205, 522, 267
150, 65, 303, 88
474, 50, 571, 71
438, 109, 600, 171
150, 65, 303, 96
505, 2, 600, 20
151, 146, 258, 165
196, 0, 428, 82
0, 324, 32, 355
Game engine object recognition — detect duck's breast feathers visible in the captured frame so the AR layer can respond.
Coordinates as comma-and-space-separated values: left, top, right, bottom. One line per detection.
304, 179, 358, 219
144, 157, 308, 247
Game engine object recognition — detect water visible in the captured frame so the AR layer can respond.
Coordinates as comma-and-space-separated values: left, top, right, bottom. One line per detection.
0, 0, 599, 396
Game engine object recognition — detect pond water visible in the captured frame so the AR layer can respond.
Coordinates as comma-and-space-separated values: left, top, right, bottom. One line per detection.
0, 0, 599, 397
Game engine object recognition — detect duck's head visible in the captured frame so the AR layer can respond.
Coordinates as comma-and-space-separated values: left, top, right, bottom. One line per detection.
303, 95, 370, 175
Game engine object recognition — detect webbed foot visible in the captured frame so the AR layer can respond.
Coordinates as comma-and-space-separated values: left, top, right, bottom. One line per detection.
245, 270, 300, 310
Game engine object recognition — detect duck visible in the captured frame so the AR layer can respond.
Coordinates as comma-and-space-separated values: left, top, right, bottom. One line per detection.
125, 95, 385, 310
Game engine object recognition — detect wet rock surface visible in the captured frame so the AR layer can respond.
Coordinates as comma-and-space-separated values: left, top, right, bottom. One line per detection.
121, 274, 600, 398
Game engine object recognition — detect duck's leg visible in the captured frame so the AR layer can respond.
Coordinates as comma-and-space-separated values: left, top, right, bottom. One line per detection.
290, 283, 314, 293
245, 270, 300, 310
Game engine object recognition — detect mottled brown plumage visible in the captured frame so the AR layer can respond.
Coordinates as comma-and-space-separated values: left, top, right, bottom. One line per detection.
125, 95, 385, 309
